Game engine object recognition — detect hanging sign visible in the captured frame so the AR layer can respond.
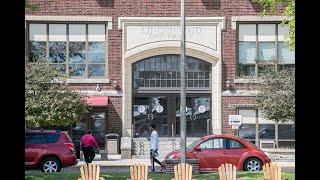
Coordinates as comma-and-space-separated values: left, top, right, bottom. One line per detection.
138, 105, 146, 113
156, 105, 164, 113
228, 115, 242, 125
198, 105, 206, 113
232, 124, 240, 129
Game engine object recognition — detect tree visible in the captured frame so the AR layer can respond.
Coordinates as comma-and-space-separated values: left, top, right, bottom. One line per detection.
25, 0, 38, 11
252, 0, 295, 50
256, 67, 295, 123
25, 61, 89, 129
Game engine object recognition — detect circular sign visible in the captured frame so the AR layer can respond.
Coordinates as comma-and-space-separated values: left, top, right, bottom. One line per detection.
138, 105, 146, 113
156, 105, 164, 113
94, 122, 101, 127
198, 105, 206, 113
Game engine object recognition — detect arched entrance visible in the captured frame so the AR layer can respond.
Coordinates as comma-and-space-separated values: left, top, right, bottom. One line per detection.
132, 54, 212, 138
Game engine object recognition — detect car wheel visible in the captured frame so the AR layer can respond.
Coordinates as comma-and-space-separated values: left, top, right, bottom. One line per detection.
244, 158, 262, 171
40, 157, 61, 173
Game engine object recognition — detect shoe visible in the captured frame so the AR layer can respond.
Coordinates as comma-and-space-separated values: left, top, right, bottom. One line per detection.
160, 162, 166, 171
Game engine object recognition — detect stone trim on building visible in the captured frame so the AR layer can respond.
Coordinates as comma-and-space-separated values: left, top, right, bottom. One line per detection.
231, 15, 285, 29
25, 15, 113, 30
222, 90, 259, 97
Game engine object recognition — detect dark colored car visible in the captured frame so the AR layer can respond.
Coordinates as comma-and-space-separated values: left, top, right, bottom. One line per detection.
164, 134, 271, 171
25, 130, 78, 172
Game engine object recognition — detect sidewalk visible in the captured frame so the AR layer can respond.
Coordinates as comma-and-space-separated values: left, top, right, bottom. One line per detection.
75, 155, 295, 168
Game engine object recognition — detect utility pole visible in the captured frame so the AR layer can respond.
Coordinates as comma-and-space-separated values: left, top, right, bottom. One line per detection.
180, 0, 186, 164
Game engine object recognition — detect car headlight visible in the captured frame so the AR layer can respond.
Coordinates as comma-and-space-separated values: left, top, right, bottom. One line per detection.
168, 154, 175, 160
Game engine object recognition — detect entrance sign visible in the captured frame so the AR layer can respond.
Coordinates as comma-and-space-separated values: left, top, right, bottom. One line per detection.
138, 105, 146, 113
228, 115, 242, 125
198, 105, 206, 113
232, 125, 239, 129
156, 105, 164, 113
126, 25, 217, 51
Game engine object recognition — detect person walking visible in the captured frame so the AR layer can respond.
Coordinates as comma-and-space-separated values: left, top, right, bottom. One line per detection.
80, 130, 99, 164
148, 124, 165, 172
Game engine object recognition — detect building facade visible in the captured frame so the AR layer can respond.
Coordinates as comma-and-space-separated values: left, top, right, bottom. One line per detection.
25, 0, 295, 158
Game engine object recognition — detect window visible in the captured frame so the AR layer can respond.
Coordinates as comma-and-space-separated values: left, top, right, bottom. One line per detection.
238, 108, 295, 148
133, 55, 211, 89
199, 138, 224, 149
25, 133, 47, 145
237, 23, 295, 77
227, 139, 245, 149
44, 134, 60, 143
25, 133, 60, 144
28, 23, 107, 78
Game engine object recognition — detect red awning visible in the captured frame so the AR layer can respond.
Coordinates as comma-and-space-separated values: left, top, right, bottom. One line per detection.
85, 96, 108, 107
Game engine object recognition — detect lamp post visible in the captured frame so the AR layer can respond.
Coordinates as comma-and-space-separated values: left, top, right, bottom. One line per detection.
180, 0, 187, 163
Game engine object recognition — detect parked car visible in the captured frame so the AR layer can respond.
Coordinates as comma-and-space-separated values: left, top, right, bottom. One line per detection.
25, 130, 78, 172
164, 134, 271, 171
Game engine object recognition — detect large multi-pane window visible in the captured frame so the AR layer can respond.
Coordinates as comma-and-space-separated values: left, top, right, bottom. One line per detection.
133, 55, 211, 89
237, 23, 295, 77
28, 23, 107, 78
238, 108, 295, 148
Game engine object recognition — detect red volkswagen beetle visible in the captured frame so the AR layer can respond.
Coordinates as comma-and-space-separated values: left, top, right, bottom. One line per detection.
164, 134, 271, 171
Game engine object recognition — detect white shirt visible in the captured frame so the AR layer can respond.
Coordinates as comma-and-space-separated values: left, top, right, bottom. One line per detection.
150, 130, 159, 150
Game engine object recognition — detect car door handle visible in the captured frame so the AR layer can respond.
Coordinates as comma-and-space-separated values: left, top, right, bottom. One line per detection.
222, 151, 228, 154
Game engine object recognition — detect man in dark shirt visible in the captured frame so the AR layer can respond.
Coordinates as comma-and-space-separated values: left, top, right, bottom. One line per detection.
80, 130, 99, 164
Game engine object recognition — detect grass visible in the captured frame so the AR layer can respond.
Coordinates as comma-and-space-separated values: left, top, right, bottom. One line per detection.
25, 171, 295, 180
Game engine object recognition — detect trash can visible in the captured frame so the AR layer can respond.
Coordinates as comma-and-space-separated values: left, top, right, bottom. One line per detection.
105, 134, 120, 155
73, 140, 81, 159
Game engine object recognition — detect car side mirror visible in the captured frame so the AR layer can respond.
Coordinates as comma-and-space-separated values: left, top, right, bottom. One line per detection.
194, 146, 201, 152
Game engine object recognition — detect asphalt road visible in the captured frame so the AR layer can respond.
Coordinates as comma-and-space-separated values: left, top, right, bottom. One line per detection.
27, 166, 295, 173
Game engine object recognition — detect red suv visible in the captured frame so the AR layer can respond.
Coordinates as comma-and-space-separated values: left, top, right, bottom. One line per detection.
25, 130, 77, 172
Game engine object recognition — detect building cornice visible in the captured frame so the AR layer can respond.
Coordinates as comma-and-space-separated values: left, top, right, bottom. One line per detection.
118, 17, 226, 30
231, 16, 286, 29
25, 15, 113, 29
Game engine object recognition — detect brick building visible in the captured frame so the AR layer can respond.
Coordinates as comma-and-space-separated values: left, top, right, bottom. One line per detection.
25, 0, 295, 158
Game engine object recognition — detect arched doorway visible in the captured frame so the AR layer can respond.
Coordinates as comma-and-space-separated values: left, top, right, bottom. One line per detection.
132, 54, 212, 138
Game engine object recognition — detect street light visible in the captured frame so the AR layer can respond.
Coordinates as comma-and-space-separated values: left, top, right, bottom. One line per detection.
180, 0, 187, 163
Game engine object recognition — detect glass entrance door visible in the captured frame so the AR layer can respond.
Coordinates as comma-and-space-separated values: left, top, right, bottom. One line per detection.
133, 95, 211, 138
176, 96, 211, 137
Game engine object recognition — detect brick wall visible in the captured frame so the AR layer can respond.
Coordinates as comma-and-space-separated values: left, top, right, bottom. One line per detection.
222, 96, 255, 134
26, 0, 284, 134
26, 0, 283, 92
107, 96, 122, 134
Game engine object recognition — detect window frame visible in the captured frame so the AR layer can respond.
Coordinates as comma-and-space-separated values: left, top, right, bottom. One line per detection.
236, 22, 294, 78
26, 21, 109, 79
237, 107, 295, 148
132, 54, 212, 90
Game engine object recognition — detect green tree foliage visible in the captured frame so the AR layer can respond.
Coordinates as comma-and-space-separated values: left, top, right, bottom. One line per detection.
252, 0, 295, 50
25, 0, 38, 11
25, 61, 89, 129
256, 67, 295, 123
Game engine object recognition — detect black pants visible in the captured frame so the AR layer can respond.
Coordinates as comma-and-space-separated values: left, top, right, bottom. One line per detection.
150, 149, 161, 171
82, 147, 95, 164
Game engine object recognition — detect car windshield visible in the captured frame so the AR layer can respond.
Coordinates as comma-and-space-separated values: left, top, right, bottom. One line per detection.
187, 138, 203, 149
